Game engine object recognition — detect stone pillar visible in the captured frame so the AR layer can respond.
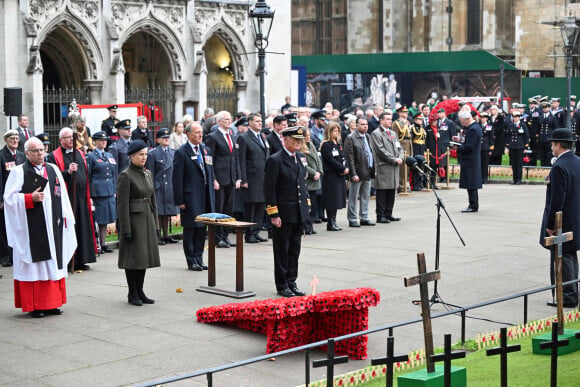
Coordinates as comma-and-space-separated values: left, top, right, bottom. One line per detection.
110, 48, 125, 104
84, 80, 103, 105
234, 80, 248, 112
171, 80, 186, 123
26, 46, 44, 134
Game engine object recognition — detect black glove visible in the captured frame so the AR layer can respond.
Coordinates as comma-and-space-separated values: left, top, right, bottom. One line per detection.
123, 232, 133, 242
156, 230, 161, 240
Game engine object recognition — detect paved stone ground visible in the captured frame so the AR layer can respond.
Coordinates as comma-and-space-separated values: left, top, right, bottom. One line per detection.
0, 183, 573, 386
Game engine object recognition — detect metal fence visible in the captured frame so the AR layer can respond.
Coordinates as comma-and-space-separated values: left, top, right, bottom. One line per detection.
207, 86, 237, 115
42, 86, 91, 149
138, 278, 580, 387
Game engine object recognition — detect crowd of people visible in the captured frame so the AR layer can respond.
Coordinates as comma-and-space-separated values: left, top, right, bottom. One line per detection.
3, 92, 579, 314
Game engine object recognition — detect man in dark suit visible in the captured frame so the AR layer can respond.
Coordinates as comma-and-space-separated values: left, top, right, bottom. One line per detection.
367, 105, 383, 133
266, 115, 287, 155
131, 116, 155, 148
101, 105, 120, 147
16, 115, 33, 152
343, 117, 375, 227
172, 122, 215, 271
0, 130, 26, 266
540, 128, 580, 308
204, 111, 241, 248
108, 120, 132, 174
238, 113, 269, 243
264, 126, 310, 298
455, 110, 482, 213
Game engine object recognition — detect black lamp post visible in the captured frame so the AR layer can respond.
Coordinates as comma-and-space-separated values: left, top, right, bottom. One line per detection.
249, 1, 275, 118
560, 16, 580, 131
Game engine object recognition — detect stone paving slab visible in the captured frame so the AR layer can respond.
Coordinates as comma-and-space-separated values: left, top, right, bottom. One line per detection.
0, 183, 574, 386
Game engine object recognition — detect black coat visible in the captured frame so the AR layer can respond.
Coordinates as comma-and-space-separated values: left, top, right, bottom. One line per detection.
237, 130, 269, 203
204, 130, 241, 186
320, 141, 347, 210
505, 121, 530, 150
458, 122, 482, 190
131, 128, 155, 148
0, 146, 25, 198
489, 115, 506, 157
172, 142, 215, 228
481, 122, 493, 151
264, 149, 310, 223
368, 116, 380, 133
266, 132, 283, 155
540, 151, 580, 252
536, 112, 557, 142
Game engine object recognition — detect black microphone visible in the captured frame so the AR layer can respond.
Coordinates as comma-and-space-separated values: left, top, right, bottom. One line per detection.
405, 156, 426, 176
415, 154, 438, 174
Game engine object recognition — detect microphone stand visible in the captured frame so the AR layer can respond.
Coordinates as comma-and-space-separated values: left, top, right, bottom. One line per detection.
411, 164, 466, 307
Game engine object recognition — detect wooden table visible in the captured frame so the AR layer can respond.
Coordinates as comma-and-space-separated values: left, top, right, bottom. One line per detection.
195, 220, 256, 299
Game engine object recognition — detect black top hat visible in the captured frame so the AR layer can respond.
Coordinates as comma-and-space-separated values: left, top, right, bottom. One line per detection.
310, 110, 326, 120
156, 128, 170, 139
115, 119, 131, 129
127, 140, 148, 156
547, 128, 575, 142
234, 117, 249, 127
107, 105, 118, 110
281, 126, 306, 139
92, 131, 109, 141
35, 133, 50, 145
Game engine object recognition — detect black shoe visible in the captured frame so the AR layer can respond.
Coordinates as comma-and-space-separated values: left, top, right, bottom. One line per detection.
387, 216, 401, 222
277, 288, 295, 298
128, 292, 143, 306
327, 223, 341, 231
515, 181, 521, 185
254, 234, 268, 242
188, 264, 203, 271
74, 264, 90, 271
216, 240, 229, 248
360, 219, 375, 226
546, 301, 557, 307
1, 261, 12, 267
245, 235, 259, 244
461, 208, 478, 213
305, 229, 317, 235
377, 217, 390, 224
509, 181, 516, 185
290, 287, 307, 296
200, 264, 208, 270
101, 246, 113, 253
138, 290, 155, 304
313, 219, 322, 224
227, 240, 236, 247
158, 239, 167, 246
349, 221, 360, 228
320, 217, 328, 222
43, 308, 63, 315
165, 237, 179, 244
29, 310, 45, 318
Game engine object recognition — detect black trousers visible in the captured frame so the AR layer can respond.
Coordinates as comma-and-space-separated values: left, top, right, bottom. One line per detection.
376, 189, 395, 217
125, 269, 145, 292
489, 152, 502, 166
243, 201, 265, 236
550, 248, 579, 305
183, 226, 207, 267
538, 141, 553, 167
467, 189, 479, 210
480, 150, 490, 183
214, 184, 235, 241
272, 222, 303, 291
509, 148, 523, 182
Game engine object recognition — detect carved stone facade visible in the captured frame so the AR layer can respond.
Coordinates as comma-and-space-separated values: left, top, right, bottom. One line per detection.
0, 0, 291, 132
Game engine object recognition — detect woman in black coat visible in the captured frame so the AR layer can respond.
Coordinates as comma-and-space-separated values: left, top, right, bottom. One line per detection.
320, 121, 349, 231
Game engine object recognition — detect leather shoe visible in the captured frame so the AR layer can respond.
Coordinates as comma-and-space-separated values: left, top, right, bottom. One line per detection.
165, 237, 179, 244
74, 264, 90, 271
313, 218, 322, 224
245, 235, 259, 244
461, 208, 478, 213
101, 246, 113, 253
327, 223, 341, 231
305, 229, 317, 235
349, 221, 360, 228
201, 264, 208, 270
128, 292, 143, 306
227, 240, 236, 247
290, 287, 307, 296
377, 217, 391, 224
43, 308, 63, 315
138, 290, 155, 304
158, 239, 167, 246
216, 240, 229, 248
360, 219, 375, 226
387, 216, 401, 222
254, 234, 267, 242
277, 289, 295, 298
188, 264, 203, 271
29, 310, 45, 318
546, 301, 557, 307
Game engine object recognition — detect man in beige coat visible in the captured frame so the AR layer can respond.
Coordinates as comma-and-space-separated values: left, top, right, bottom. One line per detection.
370, 112, 403, 223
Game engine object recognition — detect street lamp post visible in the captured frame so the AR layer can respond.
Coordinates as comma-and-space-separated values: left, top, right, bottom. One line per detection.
249, 1, 275, 119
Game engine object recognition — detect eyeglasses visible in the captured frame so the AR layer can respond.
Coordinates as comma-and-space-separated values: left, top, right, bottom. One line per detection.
61, 136, 73, 140
6, 136, 19, 141
27, 149, 44, 153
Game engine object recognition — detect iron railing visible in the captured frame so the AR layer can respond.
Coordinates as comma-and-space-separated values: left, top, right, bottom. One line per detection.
207, 86, 237, 115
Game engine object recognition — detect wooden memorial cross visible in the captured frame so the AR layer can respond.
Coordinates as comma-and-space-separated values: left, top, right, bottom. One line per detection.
543, 211, 574, 335
312, 339, 348, 385
371, 336, 409, 387
310, 275, 320, 295
404, 252, 441, 373
539, 322, 570, 387
486, 327, 521, 387
430, 334, 466, 387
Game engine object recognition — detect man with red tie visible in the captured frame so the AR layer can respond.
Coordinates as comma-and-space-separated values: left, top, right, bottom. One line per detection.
204, 111, 241, 248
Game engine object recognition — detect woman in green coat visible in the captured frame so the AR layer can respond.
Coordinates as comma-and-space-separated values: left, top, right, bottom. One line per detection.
301, 127, 323, 235
117, 140, 161, 306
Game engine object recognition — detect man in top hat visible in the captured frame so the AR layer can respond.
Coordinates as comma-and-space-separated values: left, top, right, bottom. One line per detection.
108, 119, 132, 174
101, 105, 120, 146
46, 127, 97, 271
392, 105, 412, 192
131, 116, 155, 149
264, 126, 310, 297
535, 101, 557, 166
309, 110, 326, 150
266, 115, 288, 155
505, 111, 530, 185
0, 129, 26, 267
35, 133, 51, 153
540, 128, 580, 308
145, 128, 178, 246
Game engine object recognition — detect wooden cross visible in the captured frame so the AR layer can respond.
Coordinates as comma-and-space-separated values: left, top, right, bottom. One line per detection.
486, 327, 521, 387
544, 211, 574, 335
309, 275, 320, 295
404, 252, 441, 373
430, 334, 466, 387
312, 339, 348, 386
539, 322, 570, 387
371, 336, 409, 387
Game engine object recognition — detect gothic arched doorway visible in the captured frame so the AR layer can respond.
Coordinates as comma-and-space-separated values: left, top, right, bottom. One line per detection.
204, 35, 236, 114
123, 31, 173, 129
